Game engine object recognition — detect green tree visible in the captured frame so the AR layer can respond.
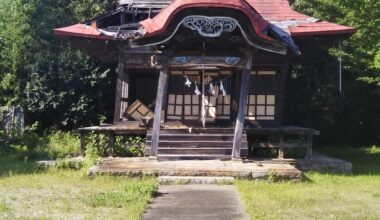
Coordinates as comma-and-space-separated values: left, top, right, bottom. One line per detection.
292, 0, 380, 87
285, 0, 380, 145
0, 0, 118, 129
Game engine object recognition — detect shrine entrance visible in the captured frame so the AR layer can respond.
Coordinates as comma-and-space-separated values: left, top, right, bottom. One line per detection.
166, 68, 232, 127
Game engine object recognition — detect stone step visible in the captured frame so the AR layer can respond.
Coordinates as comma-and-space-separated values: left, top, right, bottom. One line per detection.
157, 176, 235, 185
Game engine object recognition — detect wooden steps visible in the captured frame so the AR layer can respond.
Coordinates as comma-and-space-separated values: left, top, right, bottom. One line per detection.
145, 128, 248, 160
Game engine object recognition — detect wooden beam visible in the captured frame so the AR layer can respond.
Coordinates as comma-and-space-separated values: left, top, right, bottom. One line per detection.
150, 55, 169, 158
113, 45, 127, 123
232, 53, 254, 160
169, 56, 244, 68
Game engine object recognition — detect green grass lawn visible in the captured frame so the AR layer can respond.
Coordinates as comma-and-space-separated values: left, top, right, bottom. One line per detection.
0, 157, 157, 220
1, 136, 380, 220
236, 146, 380, 220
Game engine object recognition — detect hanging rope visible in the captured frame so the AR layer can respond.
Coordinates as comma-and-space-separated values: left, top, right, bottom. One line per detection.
183, 75, 230, 97
182, 75, 231, 86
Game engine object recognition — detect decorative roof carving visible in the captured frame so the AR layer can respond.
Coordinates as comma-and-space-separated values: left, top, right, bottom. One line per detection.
182, 16, 237, 37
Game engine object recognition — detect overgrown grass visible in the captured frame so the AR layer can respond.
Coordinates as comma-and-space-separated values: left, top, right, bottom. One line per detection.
0, 130, 80, 160
1, 130, 145, 163
0, 154, 43, 177
236, 146, 380, 219
317, 145, 380, 175
0, 130, 156, 219
0, 156, 157, 220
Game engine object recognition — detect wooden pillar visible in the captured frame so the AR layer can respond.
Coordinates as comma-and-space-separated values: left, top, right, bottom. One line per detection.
232, 53, 253, 160
306, 132, 313, 159
161, 71, 169, 123
276, 60, 289, 124
113, 45, 127, 123
278, 134, 285, 159
231, 71, 243, 121
80, 132, 86, 156
150, 56, 169, 159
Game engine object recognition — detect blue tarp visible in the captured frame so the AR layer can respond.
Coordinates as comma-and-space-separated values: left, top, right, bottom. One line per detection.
269, 24, 301, 55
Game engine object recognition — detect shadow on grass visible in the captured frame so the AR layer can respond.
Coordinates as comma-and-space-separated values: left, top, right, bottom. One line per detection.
301, 174, 314, 183
0, 154, 46, 177
317, 146, 380, 176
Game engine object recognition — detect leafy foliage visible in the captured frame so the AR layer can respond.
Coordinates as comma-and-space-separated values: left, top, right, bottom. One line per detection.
283, 0, 380, 145
292, 0, 380, 86
0, 130, 80, 160
114, 136, 146, 157
0, 0, 117, 130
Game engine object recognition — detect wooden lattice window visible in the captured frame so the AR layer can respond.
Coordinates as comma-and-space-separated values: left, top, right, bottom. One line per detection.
216, 70, 232, 120
216, 95, 231, 119
167, 72, 184, 120
246, 70, 277, 121
167, 71, 202, 121
184, 94, 200, 120
167, 94, 183, 120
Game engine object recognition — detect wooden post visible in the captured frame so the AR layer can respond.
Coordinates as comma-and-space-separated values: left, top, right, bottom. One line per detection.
306, 132, 313, 159
114, 45, 126, 123
107, 133, 115, 157
278, 134, 285, 159
161, 71, 169, 123
232, 53, 253, 160
231, 71, 243, 122
276, 60, 289, 124
80, 132, 86, 156
150, 55, 169, 159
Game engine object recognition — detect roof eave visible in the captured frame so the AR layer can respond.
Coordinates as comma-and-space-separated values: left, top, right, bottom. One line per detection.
54, 26, 113, 40
291, 28, 357, 37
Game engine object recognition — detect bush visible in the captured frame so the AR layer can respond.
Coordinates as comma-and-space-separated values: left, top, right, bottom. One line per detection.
83, 133, 145, 158
83, 133, 106, 168
46, 131, 80, 158
114, 135, 145, 157
0, 130, 80, 160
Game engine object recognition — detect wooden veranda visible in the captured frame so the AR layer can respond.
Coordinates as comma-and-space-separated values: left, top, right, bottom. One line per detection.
79, 121, 319, 160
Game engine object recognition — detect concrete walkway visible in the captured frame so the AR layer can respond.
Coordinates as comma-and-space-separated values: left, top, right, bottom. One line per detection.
142, 185, 249, 220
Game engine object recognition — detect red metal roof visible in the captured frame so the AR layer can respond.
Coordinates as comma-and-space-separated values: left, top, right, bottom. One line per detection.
139, 0, 272, 40
54, 0, 356, 40
247, 0, 356, 36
